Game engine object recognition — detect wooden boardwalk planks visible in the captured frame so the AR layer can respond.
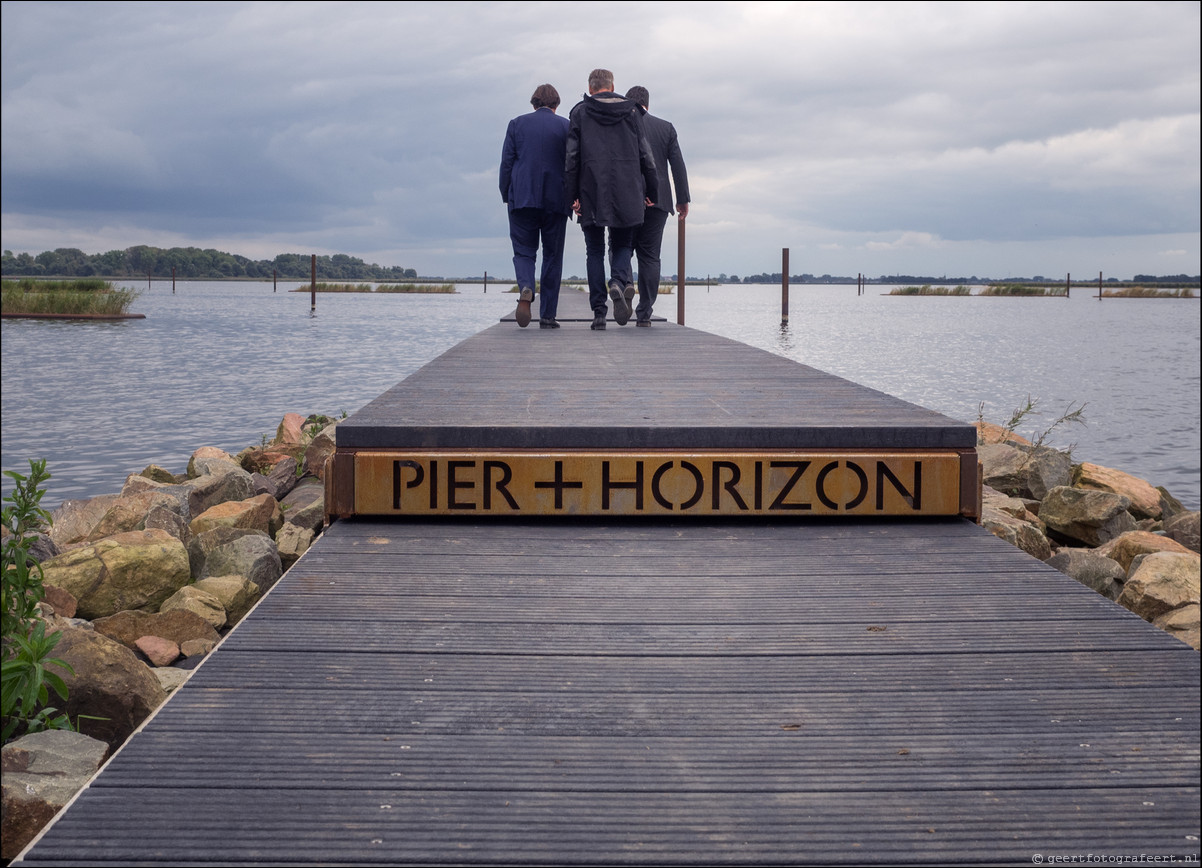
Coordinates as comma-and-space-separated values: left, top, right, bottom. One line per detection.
336, 323, 976, 450
18, 518, 1200, 866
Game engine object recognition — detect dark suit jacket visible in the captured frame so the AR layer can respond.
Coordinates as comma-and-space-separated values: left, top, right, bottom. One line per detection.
499, 107, 570, 214
642, 111, 689, 215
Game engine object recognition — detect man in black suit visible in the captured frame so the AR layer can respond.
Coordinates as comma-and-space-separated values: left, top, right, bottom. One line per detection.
564, 69, 658, 330
625, 86, 690, 326
499, 83, 571, 328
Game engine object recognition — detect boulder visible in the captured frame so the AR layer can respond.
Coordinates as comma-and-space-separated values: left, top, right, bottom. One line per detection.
187, 526, 266, 579
189, 492, 283, 538
981, 488, 1051, 561
135, 634, 181, 666
53, 626, 166, 749
138, 463, 178, 484
39, 528, 191, 620
199, 531, 283, 590
184, 468, 256, 517
1046, 548, 1126, 600
303, 423, 337, 480
1039, 486, 1137, 547
978, 443, 1032, 498
48, 494, 121, 547
1163, 511, 1200, 553
83, 490, 185, 542
93, 609, 221, 651
1094, 530, 1196, 574
1117, 552, 1200, 622
159, 585, 227, 630
982, 509, 1052, 562
275, 412, 307, 447
181, 638, 216, 658
1, 730, 109, 862
154, 667, 190, 694
1152, 603, 1200, 650
1158, 487, 1187, 521
280, 479, 325, 533
276, 523, 315, 569
266, 456, 300, 500
27, 532, 60, 563
1073, 462, 1162, 520
1025, 449, 1073, 501
192, 575, 260, 625
41, 585, 78, 619
186, 446, 242, 479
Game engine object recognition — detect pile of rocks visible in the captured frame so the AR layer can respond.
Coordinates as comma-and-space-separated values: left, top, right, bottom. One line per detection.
1, 412, 337, 861
977, 421, 1200, 650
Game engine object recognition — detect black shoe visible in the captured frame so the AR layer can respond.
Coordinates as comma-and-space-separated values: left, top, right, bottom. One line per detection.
624, 283, 637, 310
539, 318, 560, 329
608, 281, 631, 326
515, 287, 533, 328
591, 314, 607, 330
636, 319, 651, 327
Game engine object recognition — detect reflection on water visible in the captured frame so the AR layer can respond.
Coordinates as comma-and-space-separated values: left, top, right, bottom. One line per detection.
2, 281, 1199, 510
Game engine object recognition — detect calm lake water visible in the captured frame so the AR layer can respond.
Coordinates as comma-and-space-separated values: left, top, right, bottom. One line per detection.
2, 281, 1199, 511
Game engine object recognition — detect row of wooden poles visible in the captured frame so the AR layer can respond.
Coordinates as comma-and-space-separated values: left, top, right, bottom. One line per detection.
145, 239, 1122, 325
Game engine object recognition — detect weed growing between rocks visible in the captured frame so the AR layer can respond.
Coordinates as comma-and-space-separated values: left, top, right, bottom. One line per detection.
1, 459, 75, 742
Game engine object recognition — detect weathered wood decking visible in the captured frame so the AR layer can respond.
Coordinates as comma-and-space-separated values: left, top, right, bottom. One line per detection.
16, 319, 1200, 866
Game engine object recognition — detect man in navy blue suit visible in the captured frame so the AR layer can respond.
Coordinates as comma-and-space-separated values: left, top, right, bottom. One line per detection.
499, 84, 571, 328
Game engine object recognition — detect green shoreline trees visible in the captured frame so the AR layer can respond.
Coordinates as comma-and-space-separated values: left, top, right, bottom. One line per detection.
2, 246, 418, 282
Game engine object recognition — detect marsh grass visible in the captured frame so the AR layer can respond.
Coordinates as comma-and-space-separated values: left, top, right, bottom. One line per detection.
1, 279, 141, 316
376, 283, 454, 293
890, 285, 972, 296
1101, 287, 1196, 298
980, 284, 1067, 297
294, 282, 455, 293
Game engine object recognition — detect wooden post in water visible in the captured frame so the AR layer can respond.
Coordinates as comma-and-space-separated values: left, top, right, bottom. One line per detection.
1098, 271, 1103, 300
781, 248, 789, 327
676, 216, 686, 325
310, 255, 317, 314
273, 270, 277, 293
148, 270, 152, 290
172, 267, 176, 294
483, 271, 488, 294
1066, 273, 1071, 299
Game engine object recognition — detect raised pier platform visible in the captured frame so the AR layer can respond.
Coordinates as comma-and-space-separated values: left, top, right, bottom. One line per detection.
16, 321, 1199, 866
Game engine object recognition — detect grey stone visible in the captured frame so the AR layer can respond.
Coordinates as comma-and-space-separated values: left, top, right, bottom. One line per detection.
1040, 486, 1137, 547
1, 730, 109, 861
1163, 511, 1200, 553
1046, 548, 1126, 600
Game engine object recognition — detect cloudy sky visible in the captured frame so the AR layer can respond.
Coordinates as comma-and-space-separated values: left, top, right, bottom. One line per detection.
2, 0, 1199, 280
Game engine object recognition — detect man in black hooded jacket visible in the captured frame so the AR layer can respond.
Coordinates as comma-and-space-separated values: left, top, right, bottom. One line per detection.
564, 68, 658, 329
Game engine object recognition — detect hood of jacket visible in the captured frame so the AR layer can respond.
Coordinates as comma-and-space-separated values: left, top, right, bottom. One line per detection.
582, 91, 638, 126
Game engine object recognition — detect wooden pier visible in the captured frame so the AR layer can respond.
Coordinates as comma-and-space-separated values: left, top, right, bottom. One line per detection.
16, 317, 1200, 866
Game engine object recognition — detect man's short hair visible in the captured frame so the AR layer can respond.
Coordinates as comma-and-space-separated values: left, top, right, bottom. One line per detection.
625, 86, 649, 109
530, 84, 560, 110
588, 68, 615, 93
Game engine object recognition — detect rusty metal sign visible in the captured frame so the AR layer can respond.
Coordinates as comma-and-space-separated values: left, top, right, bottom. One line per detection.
348, 451, 969, 517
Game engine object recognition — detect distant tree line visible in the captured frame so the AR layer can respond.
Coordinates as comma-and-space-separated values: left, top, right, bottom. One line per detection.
1, 246, 418, 281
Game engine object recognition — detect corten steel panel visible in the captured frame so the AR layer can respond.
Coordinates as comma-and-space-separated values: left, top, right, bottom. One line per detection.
352, 450, 964, 517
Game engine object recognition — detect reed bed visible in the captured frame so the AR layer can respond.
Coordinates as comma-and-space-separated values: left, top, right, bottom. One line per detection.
980, 284, 1068, 297
889, 285, 972, 296
294, 282, 455, 293
1101, 287, 1196, 298
1, 279, 141, 315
